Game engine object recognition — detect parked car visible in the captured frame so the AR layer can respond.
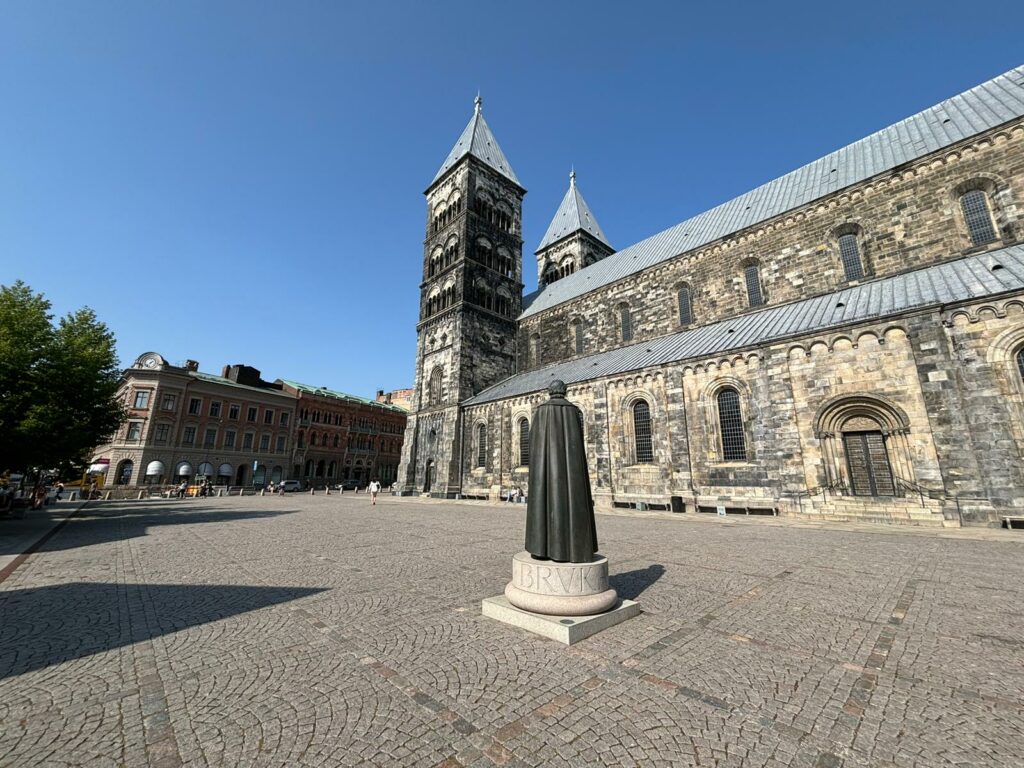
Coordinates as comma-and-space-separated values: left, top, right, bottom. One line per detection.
338, 480, 359, 491
280, 480, 302, 492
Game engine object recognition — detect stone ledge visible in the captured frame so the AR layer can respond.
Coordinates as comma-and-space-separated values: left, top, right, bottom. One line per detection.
481, 595, 640, 645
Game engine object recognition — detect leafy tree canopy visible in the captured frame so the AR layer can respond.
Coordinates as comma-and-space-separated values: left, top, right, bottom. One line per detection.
0, 281, 124, 477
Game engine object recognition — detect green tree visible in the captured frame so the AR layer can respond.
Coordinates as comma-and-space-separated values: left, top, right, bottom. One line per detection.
0, 281, 124, 477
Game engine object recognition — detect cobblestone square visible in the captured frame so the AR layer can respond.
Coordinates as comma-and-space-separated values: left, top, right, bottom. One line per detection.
1, 495, 1022, 767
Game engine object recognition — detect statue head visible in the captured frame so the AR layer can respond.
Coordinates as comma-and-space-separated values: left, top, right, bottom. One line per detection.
548, 379, 567, 398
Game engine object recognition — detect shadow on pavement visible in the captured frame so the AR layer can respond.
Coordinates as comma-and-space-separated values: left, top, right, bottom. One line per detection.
0, 581, 326, 680
0, 503, 298, 556
610, 563, 666, 600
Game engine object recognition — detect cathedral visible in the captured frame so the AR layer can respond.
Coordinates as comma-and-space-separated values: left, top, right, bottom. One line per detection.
397, 66, 1024, 527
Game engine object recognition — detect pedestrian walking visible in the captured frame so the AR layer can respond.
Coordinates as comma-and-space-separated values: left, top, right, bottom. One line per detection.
177, 480, 187, 499
368, 479, 381, 505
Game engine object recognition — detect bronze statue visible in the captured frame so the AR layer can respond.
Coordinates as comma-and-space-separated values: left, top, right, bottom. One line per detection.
525, 380, 598, 563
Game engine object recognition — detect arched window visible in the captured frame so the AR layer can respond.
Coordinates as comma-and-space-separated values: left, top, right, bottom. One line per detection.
677, 285, 693, 325
573, 321, 584, 355
960, 189, 997, 246
744, 263, 764, 307
619, 305, 633, 342
518, 418, 530, 466
717, 388, 746, 461
428, 367, 443, 406
837, 234, 864, 281
310, 432, 317, 447
1016, 348, 1024, 382
632, 400, 653, 463
476, 423, 487, 468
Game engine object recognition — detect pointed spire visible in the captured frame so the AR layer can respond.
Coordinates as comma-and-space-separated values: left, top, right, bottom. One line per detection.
430, 96, 520, 189
536, 170, 611, 252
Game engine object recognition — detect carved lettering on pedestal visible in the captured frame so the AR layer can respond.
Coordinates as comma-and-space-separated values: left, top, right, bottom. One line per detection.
520, 561, 536, 589
538, 566, 557, 592
583, 566, 602, 592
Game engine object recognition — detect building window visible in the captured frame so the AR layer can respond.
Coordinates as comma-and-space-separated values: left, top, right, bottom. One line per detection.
717, 388, 746, 461
310, 432, 318, 447
744, 263, 764, 307
203, 428, 217, 448
133, 391, 150, 409
518, 418, 530, 466
161, 394, 176, 411
632, 400, 653, 463
837, 234, 864, 281
229, 404, 240, 420
264, 409, 274, 424
259, 434, 270, 451
127, 422, 142, 441
243, 433, 254, 450
1016, 348, 1024, 382
620, 306, 633, 342
247, 406, 258, 422
280, 412, 289, 427
224, 430, 236, 448
960, 189, 997, 246
183, 426, 196, 446
677, 285, 693, 325
209, 401, 221, 417
573, 322, 584, 355
276, 435, 286, 453
154, 424, 170, 443
333, 434, 340, 448
188, 398, 202, 415
429, 367, 443, 406
476, 423, 487, 468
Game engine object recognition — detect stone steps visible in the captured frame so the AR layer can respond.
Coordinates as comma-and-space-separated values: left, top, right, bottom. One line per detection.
793, 496, 950, 527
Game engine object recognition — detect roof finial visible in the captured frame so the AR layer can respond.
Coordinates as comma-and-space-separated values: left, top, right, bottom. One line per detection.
474, 92, 482, 114
569, 167, 576, 187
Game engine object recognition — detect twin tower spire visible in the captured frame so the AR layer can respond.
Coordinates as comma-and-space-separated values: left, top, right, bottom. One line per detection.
430, 96, 613, 286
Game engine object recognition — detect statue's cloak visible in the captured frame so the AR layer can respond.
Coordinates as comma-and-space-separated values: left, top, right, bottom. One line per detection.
525, 393, 598, 563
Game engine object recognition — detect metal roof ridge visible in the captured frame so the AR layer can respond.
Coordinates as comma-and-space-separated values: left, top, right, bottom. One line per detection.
467, 246, 1024, 405
519, 64, 1024, 320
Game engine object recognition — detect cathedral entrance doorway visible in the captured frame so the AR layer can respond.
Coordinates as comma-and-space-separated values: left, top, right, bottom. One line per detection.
842, 431, 896, 497
424, 460, 434, 494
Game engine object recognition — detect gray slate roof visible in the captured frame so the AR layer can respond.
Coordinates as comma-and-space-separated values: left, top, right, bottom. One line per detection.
537, 171, 612, 252
466, 246, 1024, 405
520, 65, 1024, 319
431, 97, 520, 188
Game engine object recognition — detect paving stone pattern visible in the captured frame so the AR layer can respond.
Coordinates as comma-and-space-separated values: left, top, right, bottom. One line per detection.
1, 496, 1023, 767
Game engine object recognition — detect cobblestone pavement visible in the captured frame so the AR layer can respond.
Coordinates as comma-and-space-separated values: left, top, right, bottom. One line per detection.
1, 495, 1022, 767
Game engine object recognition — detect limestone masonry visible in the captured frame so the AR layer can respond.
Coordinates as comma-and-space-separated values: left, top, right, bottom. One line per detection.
397, 66, 1024, 527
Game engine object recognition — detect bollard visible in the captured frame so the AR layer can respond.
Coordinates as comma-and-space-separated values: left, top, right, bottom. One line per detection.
69, 491, 78, 501
260, 489, 265, 496
137, 491, 145, 500
104, 491, 112, 500
310, 488, 315, 495
239, 487, 244, 496
217, 488, 223, 497
326, 487, 330, 495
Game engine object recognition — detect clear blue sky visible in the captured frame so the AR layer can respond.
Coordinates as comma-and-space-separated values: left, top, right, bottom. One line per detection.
2, 1, 1022, 398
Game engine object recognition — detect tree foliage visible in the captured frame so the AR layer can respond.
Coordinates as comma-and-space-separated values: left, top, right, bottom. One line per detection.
0, 281, 124, 476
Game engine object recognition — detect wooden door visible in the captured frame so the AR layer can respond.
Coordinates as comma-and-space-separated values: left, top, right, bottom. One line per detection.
843, 431, 896, 496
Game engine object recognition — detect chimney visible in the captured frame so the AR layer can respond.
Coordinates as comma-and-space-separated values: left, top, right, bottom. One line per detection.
376, 389, 384, 400
185, 360, 199, 372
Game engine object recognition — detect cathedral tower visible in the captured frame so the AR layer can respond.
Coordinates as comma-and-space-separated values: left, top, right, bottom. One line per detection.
397, 97, 524, 497
535, 170, 613, 288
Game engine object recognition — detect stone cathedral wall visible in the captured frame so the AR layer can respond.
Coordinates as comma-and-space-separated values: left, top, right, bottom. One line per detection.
464, 294, 1024, 526
517, 121, 1024, 371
